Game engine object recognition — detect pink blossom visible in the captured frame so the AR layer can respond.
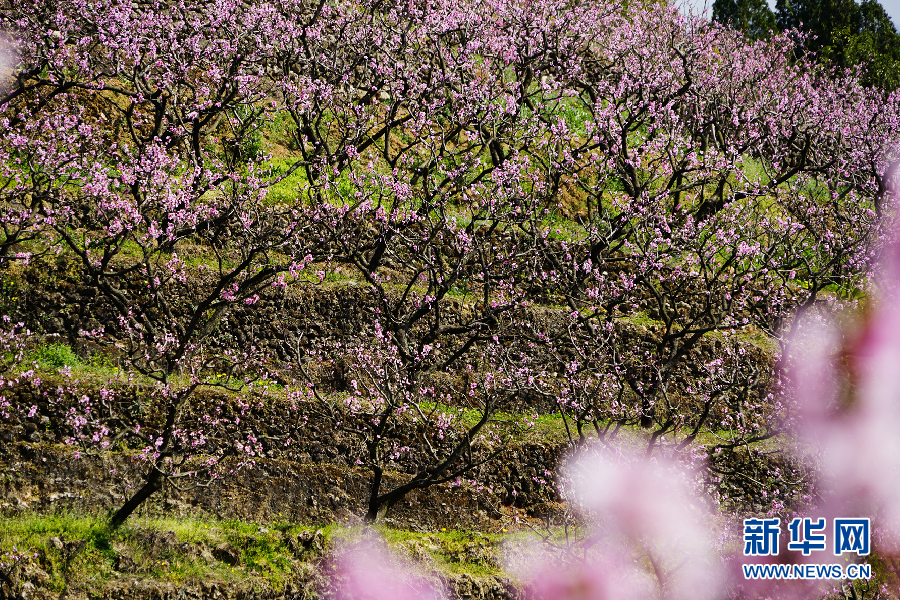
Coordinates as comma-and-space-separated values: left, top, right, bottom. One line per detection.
788, 200, 900, 552
556, 447, 723, 600
328, 536, 445, 600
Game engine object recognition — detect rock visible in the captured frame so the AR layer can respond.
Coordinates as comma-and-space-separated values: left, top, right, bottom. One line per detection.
48, 492, 79, 503
20, 581, 36, 600
453, 573, 475, 598
293, 529, 324, 557
402, 539, 435, 565
114, 552, 139, 573
23, 564, 49, 585
63, 539, 86, 556
213, 541, 241, 566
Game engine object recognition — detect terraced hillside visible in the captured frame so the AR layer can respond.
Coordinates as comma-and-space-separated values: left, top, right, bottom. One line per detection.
1, 0, 898, 597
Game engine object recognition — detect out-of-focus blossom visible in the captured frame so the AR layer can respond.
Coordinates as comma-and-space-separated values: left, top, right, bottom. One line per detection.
326, 535, 446, 600
787, 204, 900, 553
512, 542, 653, 600
513, 446, 723, 600
0, 35, 13, 93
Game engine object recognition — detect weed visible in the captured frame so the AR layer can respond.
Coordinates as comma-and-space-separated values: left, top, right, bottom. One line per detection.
257, 157, 310, 205
263, 111, 299, 151
378, 527, 502, 576
31, 343, 81, 370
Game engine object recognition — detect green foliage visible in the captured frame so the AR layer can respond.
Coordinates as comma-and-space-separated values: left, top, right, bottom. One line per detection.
775, 0, 900, 89
377, 527, 502, 576
717, 0, 900, 88
30, 343, 81, 370
713, 0, 777, 40
264, 110, 300, 151
841, 0, 900, 89
235, 107, 264, 163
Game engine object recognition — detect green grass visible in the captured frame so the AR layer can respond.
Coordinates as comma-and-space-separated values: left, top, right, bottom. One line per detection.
0, 512, 319, 591
616, 310, 663, 329
739, 155, 770, 186
256, 156, 311, 205
378, 527, 502, 576
18, 341, 124, 382
6, 339, 120, 381
732, 327, 781, 356
0, 511, 507, 593
262, 110, 299, 151
414, 401, 571, 446
0, 513, 121, 593
30, 343, 81, 370
540, 209, 588, 243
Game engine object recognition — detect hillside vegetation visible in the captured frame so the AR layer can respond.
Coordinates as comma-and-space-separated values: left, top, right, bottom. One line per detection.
0, 0, 899, 598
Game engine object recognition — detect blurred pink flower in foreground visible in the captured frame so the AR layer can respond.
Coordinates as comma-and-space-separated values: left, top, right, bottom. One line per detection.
788, 204, 900, 554
512, 447, 723, 600
327, 535, 446, 600
0, 36, 12, 88
516, 545, 652, 600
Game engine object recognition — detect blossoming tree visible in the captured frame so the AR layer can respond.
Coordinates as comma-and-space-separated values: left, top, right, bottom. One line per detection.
0, 0, 898, 534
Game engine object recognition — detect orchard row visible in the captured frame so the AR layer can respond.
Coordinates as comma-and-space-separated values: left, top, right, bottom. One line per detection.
0, 1, 898, 595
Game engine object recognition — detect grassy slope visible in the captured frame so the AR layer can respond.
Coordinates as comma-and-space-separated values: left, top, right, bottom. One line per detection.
0, 512, 509, 594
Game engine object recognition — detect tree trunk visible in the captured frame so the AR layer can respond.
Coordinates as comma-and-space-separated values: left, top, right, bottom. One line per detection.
110, 468, 164, 529
365, 466, 383, 523
640, 396, 654, 428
